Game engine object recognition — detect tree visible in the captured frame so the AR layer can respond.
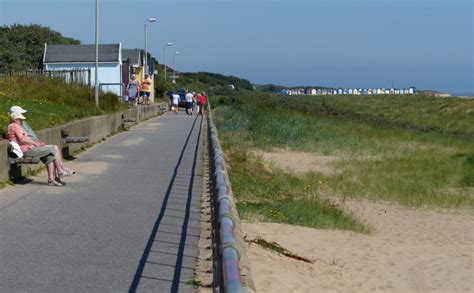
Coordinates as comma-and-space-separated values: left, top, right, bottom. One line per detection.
0, 24, 80, 72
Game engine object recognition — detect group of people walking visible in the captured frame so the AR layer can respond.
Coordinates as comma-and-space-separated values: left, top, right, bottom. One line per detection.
170, 90, 207, 115
6, 106, 75, 187
124, 74, 153, 106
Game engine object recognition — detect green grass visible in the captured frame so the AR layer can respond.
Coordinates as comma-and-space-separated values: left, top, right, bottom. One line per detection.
184, 278, 203, 289
211, 93, 474, 212
214, 93, 474, 136
224, 145, 370, 233
0, 76, 126, 131
237, 200, 369, 232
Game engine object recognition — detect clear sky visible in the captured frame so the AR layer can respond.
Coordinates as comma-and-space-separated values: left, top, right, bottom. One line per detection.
1, 0, 473, 93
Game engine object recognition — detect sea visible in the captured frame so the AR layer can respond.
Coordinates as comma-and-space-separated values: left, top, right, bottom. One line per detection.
453, 92, 474, 97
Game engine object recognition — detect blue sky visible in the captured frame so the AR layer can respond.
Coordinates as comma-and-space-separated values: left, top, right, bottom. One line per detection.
1, 0, 473, 93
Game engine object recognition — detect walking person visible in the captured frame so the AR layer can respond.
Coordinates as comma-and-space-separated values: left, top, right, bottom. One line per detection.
185, 91, 194, 115
7, 112, 65, 186
195, 93, 202, 114
172, 92, 180, 114
199, 92, 207, 115
140, 74, 153, 105
126, 75, 140, 106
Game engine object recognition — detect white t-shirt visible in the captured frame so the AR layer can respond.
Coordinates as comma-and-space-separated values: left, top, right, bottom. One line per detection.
185, 93, 194, 102
172, 94, 179, 105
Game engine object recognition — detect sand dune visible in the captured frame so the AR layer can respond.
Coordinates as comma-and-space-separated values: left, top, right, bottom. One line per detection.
243, 199, 473, 293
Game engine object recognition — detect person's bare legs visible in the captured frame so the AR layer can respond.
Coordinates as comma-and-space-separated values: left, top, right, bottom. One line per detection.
52, 145, 65, 170
46, 162, 62, 186
52, 145, 75, 175
53, 158, 66, 183
46, 162, 55, 181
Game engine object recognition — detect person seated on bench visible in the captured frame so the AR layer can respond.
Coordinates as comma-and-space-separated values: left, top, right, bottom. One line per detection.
7, 112, 66, 186
9, 105, 75, 176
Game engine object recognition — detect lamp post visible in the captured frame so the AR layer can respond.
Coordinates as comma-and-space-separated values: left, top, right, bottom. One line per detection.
163, 42, 172, 82
94, 0, 99, 107
144, 17, 156, 76
172, 51, 180, 84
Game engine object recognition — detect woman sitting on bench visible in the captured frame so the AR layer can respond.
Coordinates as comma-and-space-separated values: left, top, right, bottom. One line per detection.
9, 105, 75, 176
7, 112, 65, 186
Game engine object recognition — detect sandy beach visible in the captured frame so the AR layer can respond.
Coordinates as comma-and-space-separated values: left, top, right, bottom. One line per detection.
243, 199, 473, 293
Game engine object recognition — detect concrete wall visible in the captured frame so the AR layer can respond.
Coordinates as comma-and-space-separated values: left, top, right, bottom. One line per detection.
0, 103, 167, 183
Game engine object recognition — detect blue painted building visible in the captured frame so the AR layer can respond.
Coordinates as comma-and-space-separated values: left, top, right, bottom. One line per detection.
43, 43, 123, 95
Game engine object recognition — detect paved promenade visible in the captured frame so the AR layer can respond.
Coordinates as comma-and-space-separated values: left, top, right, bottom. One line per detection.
0, 112, 204, 292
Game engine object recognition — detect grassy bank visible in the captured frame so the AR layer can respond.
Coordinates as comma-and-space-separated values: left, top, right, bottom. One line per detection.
211, 93, 473, 224
0, 76, 126, 130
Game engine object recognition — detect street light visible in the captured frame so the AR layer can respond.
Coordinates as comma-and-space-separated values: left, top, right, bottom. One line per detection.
173, 51, 180, 84
94, 0, 99, 107
144, 17, 156, 76
163, 42, 172, 82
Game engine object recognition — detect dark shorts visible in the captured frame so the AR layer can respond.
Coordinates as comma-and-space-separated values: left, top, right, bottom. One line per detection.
186, 102, 193, 109
142, 91, 150, 98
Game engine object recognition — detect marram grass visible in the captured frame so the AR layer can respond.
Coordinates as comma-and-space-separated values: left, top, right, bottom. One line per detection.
212, 92, 474, 218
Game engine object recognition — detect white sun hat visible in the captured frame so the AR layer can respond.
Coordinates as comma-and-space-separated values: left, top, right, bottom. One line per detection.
9, 105, 27, 114
10, 112, 26, 120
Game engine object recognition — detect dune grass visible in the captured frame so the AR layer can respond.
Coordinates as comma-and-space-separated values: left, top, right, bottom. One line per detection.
224, 144, 370, 233
212, 93, 474, 213
0, 76, 126, 131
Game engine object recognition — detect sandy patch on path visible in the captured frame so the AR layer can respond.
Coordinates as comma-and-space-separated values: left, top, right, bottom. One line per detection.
102, 154, 123, 160
53, 161, 109, 184
243, 200, 473, 293
120, 137, 144, 146
136, 122, 163, 133
252, 148, 339, 175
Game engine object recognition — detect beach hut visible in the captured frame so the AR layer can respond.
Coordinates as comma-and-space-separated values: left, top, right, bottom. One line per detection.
43, 43, 123, 95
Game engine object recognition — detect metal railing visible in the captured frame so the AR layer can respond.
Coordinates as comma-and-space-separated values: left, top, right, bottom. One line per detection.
207, 103, 255, 293
99, 82, 125, 97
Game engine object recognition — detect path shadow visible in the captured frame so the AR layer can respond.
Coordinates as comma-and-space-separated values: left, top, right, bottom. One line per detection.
129, 115, 202, 292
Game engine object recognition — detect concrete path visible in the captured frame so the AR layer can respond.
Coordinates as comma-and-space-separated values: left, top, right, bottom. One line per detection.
0, 111, 204, 292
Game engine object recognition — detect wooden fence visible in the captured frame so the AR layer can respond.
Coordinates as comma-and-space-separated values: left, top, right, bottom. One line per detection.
0, 69, 92, 87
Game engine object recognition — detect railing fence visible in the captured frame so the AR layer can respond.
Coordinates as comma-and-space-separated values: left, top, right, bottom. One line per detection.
208, 103, 255, 293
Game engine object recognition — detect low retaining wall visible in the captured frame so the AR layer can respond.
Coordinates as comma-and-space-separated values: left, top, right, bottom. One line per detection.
0, 103, 168, 182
